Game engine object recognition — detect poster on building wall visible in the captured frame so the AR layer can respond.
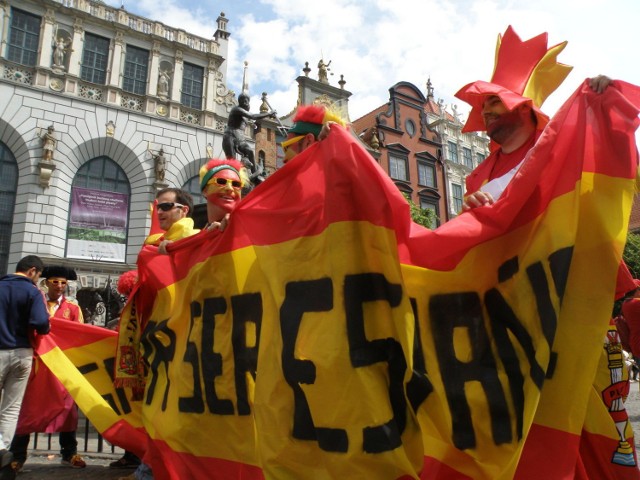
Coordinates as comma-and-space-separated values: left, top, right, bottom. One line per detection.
66, 187, 128, 262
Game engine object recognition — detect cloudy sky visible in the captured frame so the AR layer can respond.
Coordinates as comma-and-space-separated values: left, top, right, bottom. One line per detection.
104, 0, 639, 123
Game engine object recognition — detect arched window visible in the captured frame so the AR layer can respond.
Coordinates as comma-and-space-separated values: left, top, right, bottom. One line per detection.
67, 156, 130, 262
0, 142, 18, 274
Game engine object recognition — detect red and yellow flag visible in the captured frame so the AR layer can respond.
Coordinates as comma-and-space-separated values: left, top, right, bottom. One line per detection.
35, 80, 640, 479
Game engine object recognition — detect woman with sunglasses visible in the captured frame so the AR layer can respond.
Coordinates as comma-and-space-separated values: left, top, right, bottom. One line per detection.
198, 158, 248, 231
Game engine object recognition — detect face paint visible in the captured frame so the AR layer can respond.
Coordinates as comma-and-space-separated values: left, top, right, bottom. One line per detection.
204, 169, 242, 214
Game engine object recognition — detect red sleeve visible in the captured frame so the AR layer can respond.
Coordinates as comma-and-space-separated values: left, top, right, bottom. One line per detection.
621, 298, 640, 356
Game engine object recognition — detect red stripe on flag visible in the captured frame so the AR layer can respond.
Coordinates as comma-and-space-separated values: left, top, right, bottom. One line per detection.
36, 318, 116, 355
145, 439, 263, 480
515, 423, 582, 479
102, 420, 149, 460
578, 428, 640, 480
420, 456, 474, 479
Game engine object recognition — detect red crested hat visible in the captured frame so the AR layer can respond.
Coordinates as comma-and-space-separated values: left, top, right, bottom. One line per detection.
455, 26, 573, 133
288, 105, 328, 137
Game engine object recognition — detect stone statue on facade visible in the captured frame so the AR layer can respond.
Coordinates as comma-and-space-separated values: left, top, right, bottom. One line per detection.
154, 148, 166, 183
52, 37, 69, 70
222, 93, 276, 176
157, 69, 171, 98
318, 58, 331, 84
40, 125, 57, 162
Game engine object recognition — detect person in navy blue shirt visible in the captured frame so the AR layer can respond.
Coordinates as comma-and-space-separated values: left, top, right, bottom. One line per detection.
0, 255, 49, 477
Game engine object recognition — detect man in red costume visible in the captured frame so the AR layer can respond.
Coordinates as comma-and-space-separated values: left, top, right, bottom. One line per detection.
11, 266, 86, 471
455, 26, 639, 479
455, 27, 611, 209
621, 282, 640, 358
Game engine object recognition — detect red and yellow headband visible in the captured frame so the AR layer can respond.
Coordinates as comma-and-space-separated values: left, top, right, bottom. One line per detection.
198, 158, 246, 192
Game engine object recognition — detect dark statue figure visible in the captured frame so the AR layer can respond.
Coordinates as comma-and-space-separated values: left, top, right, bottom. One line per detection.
76, 283, 125, 329
222, 93, 276, 176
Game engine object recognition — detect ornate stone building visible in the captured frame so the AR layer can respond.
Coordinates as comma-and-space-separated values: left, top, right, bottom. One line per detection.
0, 0, 244, 289
255, 59, 353, 174
352, 81, 446, 226
423, 79, 491, 220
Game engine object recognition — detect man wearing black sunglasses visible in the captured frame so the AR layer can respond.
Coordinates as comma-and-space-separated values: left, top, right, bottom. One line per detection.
112, 187, 199, 475
144, 188, 198, 254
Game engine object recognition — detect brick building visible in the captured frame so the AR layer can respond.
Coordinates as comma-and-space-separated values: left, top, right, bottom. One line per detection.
352, 81, 447, 226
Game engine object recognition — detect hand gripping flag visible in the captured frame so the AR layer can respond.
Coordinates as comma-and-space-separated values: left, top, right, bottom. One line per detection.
35, 80, 640, 479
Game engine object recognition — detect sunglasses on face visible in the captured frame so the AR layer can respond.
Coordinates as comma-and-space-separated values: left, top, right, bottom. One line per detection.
157, 202, 184, 212
48, 280, 67, 285
208, 178, 243, 189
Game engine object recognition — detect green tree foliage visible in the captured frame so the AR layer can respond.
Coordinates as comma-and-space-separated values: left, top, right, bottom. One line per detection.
404, 194, 437, 229
613, 232, 640, 316
624, 232, 640, 278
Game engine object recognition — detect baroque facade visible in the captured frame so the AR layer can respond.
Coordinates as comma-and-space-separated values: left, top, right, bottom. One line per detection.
423, 79, 491, 220
352, 81, 446, 226
0, 0, 243, 290
255, 59, 353, 175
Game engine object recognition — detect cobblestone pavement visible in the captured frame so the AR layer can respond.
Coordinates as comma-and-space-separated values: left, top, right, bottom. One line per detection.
15, 452, 133, 479
13, 386, 640, 478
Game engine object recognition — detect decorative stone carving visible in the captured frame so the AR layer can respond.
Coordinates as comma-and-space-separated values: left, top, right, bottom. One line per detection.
105, 120, 115, 137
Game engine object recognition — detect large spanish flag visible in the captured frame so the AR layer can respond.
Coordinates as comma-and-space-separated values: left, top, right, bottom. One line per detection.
35, 80, 640, 479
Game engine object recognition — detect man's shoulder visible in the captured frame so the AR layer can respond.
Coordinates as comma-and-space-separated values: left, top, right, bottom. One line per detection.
0, 274, 35, 287
62, 297, 81, 307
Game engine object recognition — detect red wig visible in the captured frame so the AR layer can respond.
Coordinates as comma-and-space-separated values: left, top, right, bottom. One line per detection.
117, 270, 139, 296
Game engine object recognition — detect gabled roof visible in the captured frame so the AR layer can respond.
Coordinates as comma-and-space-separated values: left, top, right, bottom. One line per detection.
352, 104, 387, 133
424, 97, 457, 123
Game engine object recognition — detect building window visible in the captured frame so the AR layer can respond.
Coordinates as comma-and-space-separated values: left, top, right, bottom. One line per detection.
68, 157, 130, 262
405, 119, 416, 137
74, 156, 129, 193
389, 154, 408, 181
463, 147, 473, 168
419, 199, 439, 229
476, 152, 485, 165
451, 183, 463, 213
7, 9, 41, 66
181, 63, 204, 109
122, 45, 149, 95
417, 162, 436, 188
183, 176, 206, 205
448, 141, 458, 163
81, 33, 110, 85
0, 142, 18, 275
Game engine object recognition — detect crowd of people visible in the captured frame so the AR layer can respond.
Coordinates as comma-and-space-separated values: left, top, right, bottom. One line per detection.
0, 24, 638, 479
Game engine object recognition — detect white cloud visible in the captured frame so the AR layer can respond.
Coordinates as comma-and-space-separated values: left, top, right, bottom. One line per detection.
108, 0, 640, 123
